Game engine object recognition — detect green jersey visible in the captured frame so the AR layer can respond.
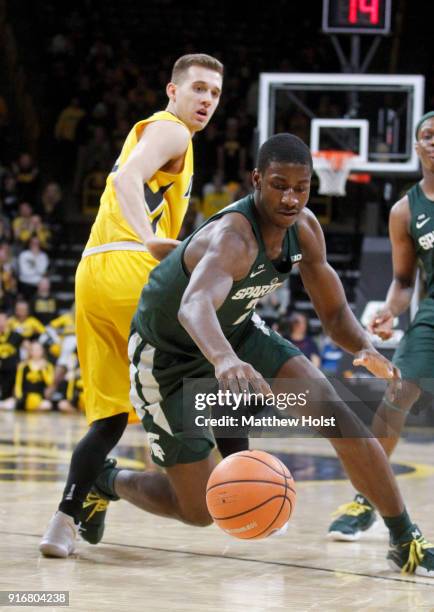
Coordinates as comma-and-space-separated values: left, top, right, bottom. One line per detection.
409, 182, 434, 297
133, 195, 302, 354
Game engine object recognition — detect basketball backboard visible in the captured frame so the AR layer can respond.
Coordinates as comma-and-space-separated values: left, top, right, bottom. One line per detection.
258, 73, 425, 174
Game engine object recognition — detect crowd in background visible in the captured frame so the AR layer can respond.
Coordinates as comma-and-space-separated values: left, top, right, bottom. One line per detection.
0, 147, 81, 412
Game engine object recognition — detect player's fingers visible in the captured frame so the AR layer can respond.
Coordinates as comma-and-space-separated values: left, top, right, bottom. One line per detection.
376, 330, 390, 340
388, 369, 402, 400
218, 377, 230, 394
237, 377, 250, 395
250, 375, 272, 396
228, 376, 241, 397
352, 356, 366, 367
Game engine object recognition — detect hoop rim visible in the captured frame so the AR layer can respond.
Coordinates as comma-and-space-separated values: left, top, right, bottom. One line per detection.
312, 150, 358, 170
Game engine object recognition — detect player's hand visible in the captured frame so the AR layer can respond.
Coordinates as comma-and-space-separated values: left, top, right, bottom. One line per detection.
353, 349, 401, 380
146, 237, 181, 261
353, 349, 402, 400
214, 355, 272, 396
367, 306, 394, 340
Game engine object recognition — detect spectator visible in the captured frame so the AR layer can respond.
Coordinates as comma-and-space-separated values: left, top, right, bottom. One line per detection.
13, 153, 40, 202
217, 117, 246, 182
233, 171, 254, 201
7, 299, 45, 340
54, 97, 86, 145
111, 116, 130, 155
17, 237, 50, 299
38, 182, 63, 227
0, 175, 19, 219
192, 123, 220, 194
320, 337, 344, 376
73, 124, 112, 194
0, 242, 17, 311
41, 306, 75, 362
12, 202, 35, 248
0, 311, 22, 405
286, 312, 321, 367
54, 97, 86, 176
31, 277, 58, 325
43, 306, 77, 400
256, 280, 290, 327
57, 360, 84, 414
0, 215, 11, 243
13, 341, 54, 411
200, 174, 232, 220
31, 215, 52, 250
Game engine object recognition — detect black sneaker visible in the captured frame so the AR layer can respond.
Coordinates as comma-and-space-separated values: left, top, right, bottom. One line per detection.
327, 494, 377, 541
387, 525, 434, 577
77, 458, 119, 545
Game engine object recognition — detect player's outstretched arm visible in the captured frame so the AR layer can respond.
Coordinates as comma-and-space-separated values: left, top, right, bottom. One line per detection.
368, 197, 417, 340
113, 121, 191, 260
178, 217, 271, 395
297, 210, 399, 380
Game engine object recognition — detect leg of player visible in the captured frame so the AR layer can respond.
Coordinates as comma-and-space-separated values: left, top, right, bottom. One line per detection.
329, 380, 421, 541
274, 355, 434, 577
92, 454, 216, 527
215, 437, 249, 458
39, 412, 128, 557
371, 380, 421, 456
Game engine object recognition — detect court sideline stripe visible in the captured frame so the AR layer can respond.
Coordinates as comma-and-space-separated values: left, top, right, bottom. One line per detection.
2, 529, 434, 588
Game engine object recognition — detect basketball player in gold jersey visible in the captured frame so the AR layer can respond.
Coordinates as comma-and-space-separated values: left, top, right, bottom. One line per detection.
40, 53, 223, 557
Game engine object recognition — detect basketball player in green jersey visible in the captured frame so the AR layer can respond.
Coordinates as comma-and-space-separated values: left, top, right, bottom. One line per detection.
329, 111, 434, 542
89, 134, 433, 576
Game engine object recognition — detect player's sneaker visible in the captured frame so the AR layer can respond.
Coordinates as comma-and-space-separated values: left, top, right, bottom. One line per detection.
327, 494, 377, 541
77, 458, 120, 545
387, 525, 434, 577
39, 511, 77, 558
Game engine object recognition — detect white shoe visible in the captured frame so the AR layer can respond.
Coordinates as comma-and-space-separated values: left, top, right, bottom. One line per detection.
39, 511, 77, 558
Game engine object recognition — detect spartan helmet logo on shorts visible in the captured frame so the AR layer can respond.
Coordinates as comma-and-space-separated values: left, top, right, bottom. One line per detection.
147, 433, 165, 461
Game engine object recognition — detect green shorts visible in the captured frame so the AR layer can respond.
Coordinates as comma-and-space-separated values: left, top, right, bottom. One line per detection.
393, 298, 434, 393
128, 315, 301, 467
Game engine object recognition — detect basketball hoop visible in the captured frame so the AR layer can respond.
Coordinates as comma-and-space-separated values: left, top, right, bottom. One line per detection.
313, 150, 359, 197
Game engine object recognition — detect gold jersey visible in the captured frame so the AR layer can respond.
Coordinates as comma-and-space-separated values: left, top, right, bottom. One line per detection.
85, 111, 193, 250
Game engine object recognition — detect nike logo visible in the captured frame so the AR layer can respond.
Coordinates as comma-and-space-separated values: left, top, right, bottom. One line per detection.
250, 269, 266, 278
416, 217, 431, 229
144, 182, 174, 213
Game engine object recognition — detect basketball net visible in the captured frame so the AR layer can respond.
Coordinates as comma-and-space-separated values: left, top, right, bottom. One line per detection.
313, 150, 359, 197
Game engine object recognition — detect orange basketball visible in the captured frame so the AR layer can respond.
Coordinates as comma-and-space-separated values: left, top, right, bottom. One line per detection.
206, 449, 296, 539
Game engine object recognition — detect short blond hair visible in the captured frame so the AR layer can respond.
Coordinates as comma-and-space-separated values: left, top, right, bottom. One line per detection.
171, 53, 224, 83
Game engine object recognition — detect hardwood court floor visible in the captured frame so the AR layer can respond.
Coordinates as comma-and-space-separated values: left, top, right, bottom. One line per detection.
1, 411, 434, 611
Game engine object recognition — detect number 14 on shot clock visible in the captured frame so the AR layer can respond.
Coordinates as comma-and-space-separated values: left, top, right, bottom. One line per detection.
323, 0, 392, 34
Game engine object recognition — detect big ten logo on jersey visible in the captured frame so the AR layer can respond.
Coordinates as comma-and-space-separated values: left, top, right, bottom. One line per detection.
231, 277, 283, 325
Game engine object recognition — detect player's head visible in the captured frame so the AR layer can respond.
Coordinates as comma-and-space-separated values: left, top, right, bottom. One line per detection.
252, 133, 312, 228
166, 53, 223, 133
415, 111, 434, 173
